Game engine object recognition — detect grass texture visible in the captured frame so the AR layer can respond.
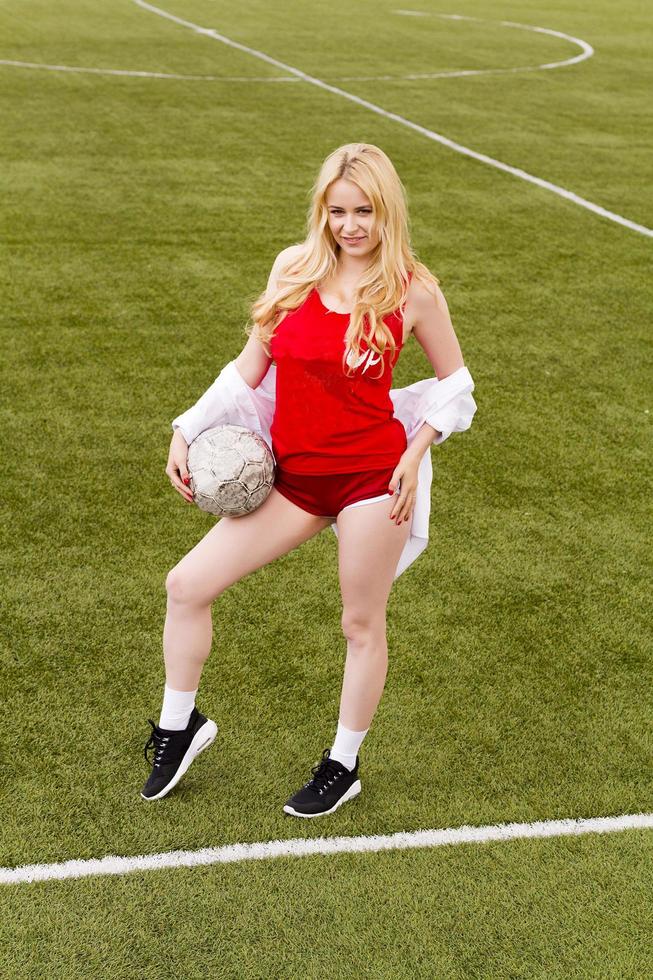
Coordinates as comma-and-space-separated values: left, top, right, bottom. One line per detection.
0, 0, 651, 977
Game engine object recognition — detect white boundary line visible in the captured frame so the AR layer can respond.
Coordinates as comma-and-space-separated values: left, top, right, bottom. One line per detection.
2, 812, 652, 885
0, 12, 593, 84
0, 59, 296, 82
132, 0, 652, 238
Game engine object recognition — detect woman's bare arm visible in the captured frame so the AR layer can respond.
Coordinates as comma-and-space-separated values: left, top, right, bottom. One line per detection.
235, 243, 302, 388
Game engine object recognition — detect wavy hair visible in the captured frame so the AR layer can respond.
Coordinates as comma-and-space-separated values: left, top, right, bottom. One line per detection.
245, 142, 440, 379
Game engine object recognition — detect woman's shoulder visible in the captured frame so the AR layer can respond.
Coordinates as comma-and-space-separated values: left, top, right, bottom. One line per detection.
265, 243, 305, 301
402, 273, 441, 342
406, 272, 440, 304
271, 242, 304, 274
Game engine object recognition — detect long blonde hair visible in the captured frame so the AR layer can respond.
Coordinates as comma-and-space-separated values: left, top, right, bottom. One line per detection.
245, 142, 440, 379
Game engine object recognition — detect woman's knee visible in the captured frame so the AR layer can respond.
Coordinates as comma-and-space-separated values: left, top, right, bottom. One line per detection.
165, 566, 212, 606
341, 607, 386, 643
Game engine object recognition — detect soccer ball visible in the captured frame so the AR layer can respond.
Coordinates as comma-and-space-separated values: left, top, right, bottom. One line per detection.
187, 424, 275, 517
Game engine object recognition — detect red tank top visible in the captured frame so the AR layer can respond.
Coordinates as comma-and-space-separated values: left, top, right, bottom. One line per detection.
269, 285, 408, 474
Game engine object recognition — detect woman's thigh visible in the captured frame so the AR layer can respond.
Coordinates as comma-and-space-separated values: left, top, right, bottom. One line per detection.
336, 495, 412, 624
167, 486, 332, 606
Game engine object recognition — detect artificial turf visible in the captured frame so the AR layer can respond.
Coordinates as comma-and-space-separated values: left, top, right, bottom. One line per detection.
1, 1, 651, 976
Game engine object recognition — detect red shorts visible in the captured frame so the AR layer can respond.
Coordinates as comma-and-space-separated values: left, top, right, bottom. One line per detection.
273, 464, 401, 520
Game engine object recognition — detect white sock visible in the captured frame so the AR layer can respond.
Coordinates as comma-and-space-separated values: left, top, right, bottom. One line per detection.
329, 720, 369, 771
159, 684, 197, 731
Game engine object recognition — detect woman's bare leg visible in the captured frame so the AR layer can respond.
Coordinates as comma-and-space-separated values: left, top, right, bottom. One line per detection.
335, 496, 412, 730
163, 488, 331, 690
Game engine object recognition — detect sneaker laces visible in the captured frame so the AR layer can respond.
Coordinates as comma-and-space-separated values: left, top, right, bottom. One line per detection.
304, 748, 345, 796
143, 719, 174, 769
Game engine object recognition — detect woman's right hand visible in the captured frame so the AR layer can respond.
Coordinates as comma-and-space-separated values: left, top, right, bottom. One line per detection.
166, 428, 194, 503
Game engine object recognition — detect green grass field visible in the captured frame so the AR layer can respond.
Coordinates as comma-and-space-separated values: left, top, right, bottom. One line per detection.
1, 0, 652, 976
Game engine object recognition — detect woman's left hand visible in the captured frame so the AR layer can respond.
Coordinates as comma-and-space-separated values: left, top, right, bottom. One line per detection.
388, 452, 420, 525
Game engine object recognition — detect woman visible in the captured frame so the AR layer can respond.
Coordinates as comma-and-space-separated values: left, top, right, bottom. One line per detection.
141, 143, 476, 817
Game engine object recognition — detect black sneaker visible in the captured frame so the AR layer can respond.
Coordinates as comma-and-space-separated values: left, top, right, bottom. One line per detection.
283, 748, 361, 818
140, 706, 218, 801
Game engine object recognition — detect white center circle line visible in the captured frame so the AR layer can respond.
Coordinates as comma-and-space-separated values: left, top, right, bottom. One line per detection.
0, 10, 593, 84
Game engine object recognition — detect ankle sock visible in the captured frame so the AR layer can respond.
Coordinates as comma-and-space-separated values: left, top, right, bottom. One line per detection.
329, 720, 369, 771
159, 684, 197, 731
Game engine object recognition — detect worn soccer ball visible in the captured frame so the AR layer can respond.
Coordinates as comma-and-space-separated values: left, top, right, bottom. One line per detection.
187, 424, 275, 517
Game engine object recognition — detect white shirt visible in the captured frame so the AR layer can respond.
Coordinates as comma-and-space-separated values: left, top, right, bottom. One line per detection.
172, 360, 477, 579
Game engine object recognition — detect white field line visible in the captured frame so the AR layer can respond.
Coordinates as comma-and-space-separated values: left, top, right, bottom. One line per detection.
131, 0, 652, 239
0, 12, 593, 84
372, 11, 594, 81
0, 59, 296, 82
2, 812, 652, 885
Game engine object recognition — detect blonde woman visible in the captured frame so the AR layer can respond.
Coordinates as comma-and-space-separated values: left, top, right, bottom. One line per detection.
141, 143, 477, 816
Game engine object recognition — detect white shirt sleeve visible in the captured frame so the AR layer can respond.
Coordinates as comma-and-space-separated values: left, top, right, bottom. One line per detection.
171, 360, 275, 448
400, 366, 477, 445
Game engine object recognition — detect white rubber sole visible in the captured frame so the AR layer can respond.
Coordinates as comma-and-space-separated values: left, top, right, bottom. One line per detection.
141, 720, 218, 801
283, 779, 361, 818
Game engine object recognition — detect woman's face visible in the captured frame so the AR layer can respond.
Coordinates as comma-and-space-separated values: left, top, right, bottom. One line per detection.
325, 178, 380, 259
